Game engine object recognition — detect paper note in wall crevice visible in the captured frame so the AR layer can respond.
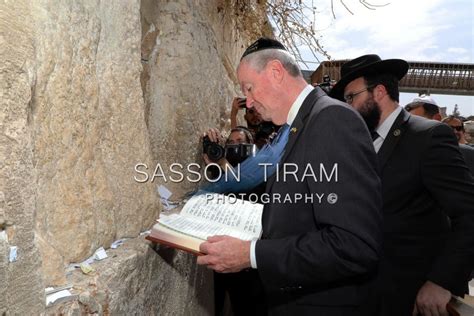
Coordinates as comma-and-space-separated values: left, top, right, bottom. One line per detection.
9, 246, 17, 263
46, 289, 76, 306
157, 185, 172, 200
158, 185, 177, 210
111, 238, 128, 249
0, 231, 7, 242
93, 247, 107, 261
80, 262, 95, 275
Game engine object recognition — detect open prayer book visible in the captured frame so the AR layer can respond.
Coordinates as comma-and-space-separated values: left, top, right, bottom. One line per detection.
146, 192, 263, 255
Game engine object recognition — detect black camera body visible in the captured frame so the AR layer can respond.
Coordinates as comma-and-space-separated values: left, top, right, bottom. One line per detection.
256, 121, 276, 137
203, 136, 225, 161
225, 143, 257, 166
203, 136, 256, 166
317, 75, 332, 94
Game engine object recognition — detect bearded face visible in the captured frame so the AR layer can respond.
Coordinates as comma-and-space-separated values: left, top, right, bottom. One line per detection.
343, 77, 381, 132
357, 94, 382, 132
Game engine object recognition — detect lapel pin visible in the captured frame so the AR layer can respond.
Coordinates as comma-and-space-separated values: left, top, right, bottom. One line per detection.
291, 127, 298, 133
393, 129, 401, 137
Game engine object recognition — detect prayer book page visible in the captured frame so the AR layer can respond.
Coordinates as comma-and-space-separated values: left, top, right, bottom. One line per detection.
146, 192, 263, 255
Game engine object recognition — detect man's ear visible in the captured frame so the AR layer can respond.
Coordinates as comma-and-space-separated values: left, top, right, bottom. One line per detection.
373, 84, 388, 102
266, 60, 284, 83
433, 113, 442, 121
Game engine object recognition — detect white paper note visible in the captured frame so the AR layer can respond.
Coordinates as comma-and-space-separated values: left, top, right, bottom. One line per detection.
9, 246, 17, 262
93, 247, 107, 261
157, 185, 172, 199
46, 290, 73, 305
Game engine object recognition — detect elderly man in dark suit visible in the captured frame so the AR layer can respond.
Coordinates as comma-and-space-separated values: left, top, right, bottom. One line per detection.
330, 55, 474, 316
197, 38, 383, 316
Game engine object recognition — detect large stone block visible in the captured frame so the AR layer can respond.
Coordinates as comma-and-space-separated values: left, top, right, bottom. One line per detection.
30, 0, 159, 277
1, 0, 269, 314
46, 239, 213, 315
1, 0, 46, 314
141, 0, 270, 196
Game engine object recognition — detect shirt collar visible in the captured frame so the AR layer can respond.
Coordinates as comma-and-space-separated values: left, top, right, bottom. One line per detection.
287, 85, 314, 126
375, 106, 402, 141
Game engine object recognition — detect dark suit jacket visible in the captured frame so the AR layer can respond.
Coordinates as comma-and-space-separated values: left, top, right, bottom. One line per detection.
255, 87, 383, 316
375, 110, 474, 316
460, 144, 474, 175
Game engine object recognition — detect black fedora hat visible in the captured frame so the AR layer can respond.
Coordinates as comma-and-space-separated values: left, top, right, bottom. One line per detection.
329, 54, 409, 100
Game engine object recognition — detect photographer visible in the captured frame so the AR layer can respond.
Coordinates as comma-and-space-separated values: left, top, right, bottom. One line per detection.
201, 126, 266, 316
230, 97, 279, 148
312, 74, 335, 95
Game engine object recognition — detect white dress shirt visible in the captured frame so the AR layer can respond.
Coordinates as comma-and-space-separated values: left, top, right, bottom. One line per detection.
373, 106, 402, 153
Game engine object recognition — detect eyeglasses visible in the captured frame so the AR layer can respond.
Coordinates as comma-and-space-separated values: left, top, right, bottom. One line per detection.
343, 86, 374, 104
450, 125, 464, 132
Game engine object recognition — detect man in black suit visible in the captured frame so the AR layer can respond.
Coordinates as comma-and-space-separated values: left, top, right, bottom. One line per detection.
460, 143, 474, 175
197, 38, 383, 315
330, 55, 474, 316
405, 96, 474, 175
443, 117, 474, 175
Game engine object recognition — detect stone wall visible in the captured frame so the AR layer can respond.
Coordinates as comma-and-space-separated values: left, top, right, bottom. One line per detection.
31, 0, 159, 285
1, 1, 45, 314
1, 0, 269, 314
142, 0, 269, 196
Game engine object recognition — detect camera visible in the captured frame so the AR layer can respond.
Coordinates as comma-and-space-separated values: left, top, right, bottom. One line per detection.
238, 98, 247, 108
225, 143, 257, 166
255, 121, 276, 139
203, 136, 225, 161
318, 75, 332, 94
203, 136, 257, 166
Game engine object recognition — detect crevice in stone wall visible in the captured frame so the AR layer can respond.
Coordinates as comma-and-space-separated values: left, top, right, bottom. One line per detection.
3, 0, 270, 314
140, 0, 160, 131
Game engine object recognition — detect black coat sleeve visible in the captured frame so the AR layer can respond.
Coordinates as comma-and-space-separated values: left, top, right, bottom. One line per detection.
421, 124, 474, 294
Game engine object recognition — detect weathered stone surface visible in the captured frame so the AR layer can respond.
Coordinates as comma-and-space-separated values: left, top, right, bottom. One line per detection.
142, 0, 270, 196
2, 0, 268, 314
1, 0, 45, 314
46, 239, 213, 316
0, 1, 44, 315
30, 0, 159, 279
37, 234, 67, 286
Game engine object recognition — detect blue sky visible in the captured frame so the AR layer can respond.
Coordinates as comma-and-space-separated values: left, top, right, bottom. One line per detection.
297, 0, 473, 116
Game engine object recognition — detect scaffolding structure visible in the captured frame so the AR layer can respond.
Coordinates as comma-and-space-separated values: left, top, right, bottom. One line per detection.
308, 60, 474, 96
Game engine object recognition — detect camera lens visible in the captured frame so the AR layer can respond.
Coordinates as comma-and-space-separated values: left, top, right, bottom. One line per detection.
203, 136, 225, 161
207, 143, 225, 161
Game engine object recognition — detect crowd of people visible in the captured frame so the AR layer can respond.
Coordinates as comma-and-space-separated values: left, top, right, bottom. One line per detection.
195, 38, 474, 316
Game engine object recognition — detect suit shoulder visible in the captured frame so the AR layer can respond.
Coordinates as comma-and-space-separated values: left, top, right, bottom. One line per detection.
406, 114, 451, 135
460, 144, 474, 157
311, 95, 359, 118
460, 144, 474, 152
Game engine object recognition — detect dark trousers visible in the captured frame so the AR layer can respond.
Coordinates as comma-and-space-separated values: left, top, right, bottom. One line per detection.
214, 269, 267, 316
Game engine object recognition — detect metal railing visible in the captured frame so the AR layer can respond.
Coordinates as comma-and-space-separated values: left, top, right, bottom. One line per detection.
309, 60, 474, 96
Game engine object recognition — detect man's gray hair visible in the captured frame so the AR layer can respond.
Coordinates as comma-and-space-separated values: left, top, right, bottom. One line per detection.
242, 49, 302, 78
